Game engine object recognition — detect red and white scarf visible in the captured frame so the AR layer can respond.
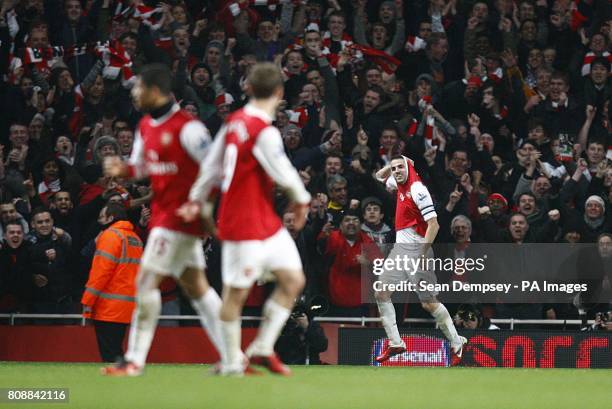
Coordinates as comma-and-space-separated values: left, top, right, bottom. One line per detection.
581, 51, 612, 76
405, 36, 426, 53
95, 41, 135, 87
38, 178, 61, 205
286, 106, 310, 128
322, 31, 353, 51
285, 41, 399, 74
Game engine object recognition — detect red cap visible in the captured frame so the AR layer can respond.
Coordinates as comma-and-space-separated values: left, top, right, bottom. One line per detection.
488, 193, 508, 208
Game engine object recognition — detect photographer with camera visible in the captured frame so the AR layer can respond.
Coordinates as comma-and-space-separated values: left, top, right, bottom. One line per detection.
584, 311, 612, 331
453, 304, 499, 330
275, 296, 329, 365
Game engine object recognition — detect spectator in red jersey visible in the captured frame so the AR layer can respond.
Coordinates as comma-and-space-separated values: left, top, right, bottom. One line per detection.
318, 209, 378, 316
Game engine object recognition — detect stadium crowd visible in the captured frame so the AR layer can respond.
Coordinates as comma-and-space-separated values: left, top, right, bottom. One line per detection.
0, 0, 611, 325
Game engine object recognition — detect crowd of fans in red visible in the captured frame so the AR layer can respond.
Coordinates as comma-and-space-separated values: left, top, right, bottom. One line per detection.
0, 0, 611, 323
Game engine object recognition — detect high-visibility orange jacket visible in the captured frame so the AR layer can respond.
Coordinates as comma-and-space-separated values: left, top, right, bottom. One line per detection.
81, 221, 143, 323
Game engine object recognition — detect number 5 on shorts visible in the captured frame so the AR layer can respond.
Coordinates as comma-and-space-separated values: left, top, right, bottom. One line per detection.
153, 236, 168, 256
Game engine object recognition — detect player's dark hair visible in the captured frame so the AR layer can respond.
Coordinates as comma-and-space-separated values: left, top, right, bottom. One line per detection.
140, 63, 173, 96
248, 62, 283, 99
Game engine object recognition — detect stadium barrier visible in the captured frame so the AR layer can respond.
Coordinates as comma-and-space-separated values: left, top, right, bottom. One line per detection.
339, 328, 612, 368
0, 314, 603, 366
0, 313, 596, 328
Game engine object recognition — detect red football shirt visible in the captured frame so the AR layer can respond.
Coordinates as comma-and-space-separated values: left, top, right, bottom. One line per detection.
128, 104, 212, 236
386, 157, 437, 238
189, 103, 311, 241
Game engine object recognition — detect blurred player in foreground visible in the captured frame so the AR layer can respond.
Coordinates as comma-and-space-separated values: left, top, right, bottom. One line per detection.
178, 63, 311, 376
101, 64, 224, 376
374, 155, 467, 366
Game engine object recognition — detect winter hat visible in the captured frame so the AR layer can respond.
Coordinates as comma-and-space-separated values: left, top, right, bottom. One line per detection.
205, 40, 224, 54
415, 73, 438, 94
488, 193, 508, 209
361, 196, 383, 212
340, 207, 362, 221
191, 62, 213, 79
585, 195, 606, 212
415, 73, 435, 88
282, 124, 302, 138
305, 22, 320, 33
93, 136, 120, 164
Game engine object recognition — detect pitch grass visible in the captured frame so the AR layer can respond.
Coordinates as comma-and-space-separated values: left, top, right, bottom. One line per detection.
1, 363, 610, 409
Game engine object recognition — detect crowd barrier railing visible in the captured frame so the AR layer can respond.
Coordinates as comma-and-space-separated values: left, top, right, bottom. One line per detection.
0, 314, 594, 329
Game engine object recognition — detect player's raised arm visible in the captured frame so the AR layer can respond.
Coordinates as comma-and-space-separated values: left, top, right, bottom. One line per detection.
375, 164, 392, 183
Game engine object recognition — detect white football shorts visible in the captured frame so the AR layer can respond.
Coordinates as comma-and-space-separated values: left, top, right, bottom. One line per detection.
381, 227, 438, 302
222, 227, 303, 289
140, 227, 206, 277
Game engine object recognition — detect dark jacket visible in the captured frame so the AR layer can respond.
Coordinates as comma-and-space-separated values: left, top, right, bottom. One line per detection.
26, 230, 73, 304
275, 319, 328, 365
0, 240, 32, 311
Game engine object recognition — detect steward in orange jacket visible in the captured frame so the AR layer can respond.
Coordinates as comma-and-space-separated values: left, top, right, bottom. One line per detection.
81, 203, 143, 362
